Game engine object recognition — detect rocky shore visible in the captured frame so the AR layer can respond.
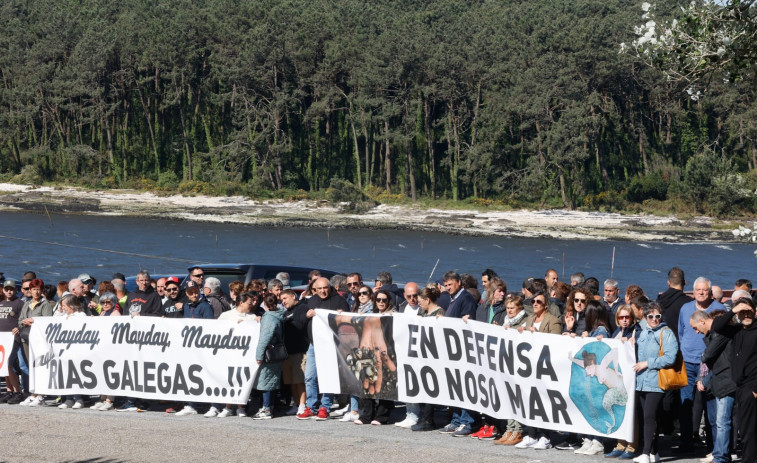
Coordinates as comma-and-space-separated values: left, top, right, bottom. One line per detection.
0, 183, 742, 242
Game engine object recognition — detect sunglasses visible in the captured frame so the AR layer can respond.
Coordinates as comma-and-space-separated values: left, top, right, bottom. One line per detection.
574, 298, 587, 304
358, 291, 371, 296
618, 315, 632, 320
376, 297, 389, 303
101, 300, 114, 305
21, 286, 30, 290
192, 274, 204, 278
533, 299, 545, 305
166, 287, 179, 292
347, 282, 360, 287
646, 314, 662, 320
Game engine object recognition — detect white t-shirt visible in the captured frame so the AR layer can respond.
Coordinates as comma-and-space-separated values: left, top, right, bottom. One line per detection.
218, 309, 254, 323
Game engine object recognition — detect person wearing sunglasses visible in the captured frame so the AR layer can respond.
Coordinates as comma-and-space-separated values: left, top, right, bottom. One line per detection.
161, 277, 185, 318
563, 288, 591, 336
633, 302, 679, 463
352, 285, 374, 314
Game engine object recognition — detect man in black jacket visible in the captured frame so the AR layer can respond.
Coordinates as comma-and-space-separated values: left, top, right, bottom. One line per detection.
282, 290, 309, 416
298, 277, 349, 421
713, 297, 757, 463
691, 310, 737, 463
657, 267, 693, 336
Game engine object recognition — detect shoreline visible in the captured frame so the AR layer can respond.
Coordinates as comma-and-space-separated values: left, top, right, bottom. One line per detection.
0, 183, 744, 243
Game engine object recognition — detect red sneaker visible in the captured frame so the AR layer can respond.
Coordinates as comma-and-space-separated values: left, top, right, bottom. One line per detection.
315, 406, 329, 421
296, 408, 316, 420
479, 426, 498, 440
470, 425, 488, 439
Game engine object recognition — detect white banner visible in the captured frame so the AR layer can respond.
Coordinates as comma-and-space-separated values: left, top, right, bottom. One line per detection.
0, 332, 13, 377
29, 317, 260, 404
313, 310, 636, 440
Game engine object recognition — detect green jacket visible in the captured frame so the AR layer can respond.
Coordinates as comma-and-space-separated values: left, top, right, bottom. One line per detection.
253, 307, 286, 391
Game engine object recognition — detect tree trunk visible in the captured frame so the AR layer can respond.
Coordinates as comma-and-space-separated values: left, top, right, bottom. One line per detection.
384, 120, 391, 192
424, 97, 436, 198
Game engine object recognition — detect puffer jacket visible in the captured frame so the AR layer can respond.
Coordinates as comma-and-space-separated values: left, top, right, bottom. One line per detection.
635, 321, 679, 393
254, 307, 286, 391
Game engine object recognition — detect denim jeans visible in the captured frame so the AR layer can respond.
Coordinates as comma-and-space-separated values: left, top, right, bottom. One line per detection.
262, 391, 273, 409
706, 394, 734, 463
350, 395, 359, 412
16, 345, 29, 393
451, 408, 475, 430
406, 402, 420, 421
305, 343, 332, 412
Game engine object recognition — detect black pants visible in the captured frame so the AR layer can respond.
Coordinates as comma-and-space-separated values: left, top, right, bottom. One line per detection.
418, 403, 435, 426
737, 387, 756, 463
638, 391, 663, 455
358, 398, 393, 424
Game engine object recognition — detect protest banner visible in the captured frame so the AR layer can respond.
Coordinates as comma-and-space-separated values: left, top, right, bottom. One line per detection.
0, 332, 13, 376
28, 317, 260, 404
313, 310, 636, 440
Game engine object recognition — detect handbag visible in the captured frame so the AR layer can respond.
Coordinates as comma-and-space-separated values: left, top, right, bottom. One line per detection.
19, 325, 31, 343
657, 328, 687, 390
263, 343, 288, 363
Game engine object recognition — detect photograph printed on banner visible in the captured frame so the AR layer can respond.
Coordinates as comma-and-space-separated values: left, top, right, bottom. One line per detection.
327, 313, 398, 400
568, 343, 628, 434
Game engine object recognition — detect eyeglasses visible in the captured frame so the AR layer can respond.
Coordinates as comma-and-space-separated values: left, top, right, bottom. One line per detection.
101, 300, 114, 305
192, 273, 204, 278
376, 297, 389, 303
573, 298, 587, 304
533, 299, 545, 305
618, 315, 632, 320
358, 291, 371, 296
646, 314, 662, 320
21, 286, 30, 291
347, 282, 360, 287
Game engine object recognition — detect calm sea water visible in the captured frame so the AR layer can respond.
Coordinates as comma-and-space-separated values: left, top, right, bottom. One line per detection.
0, 211, 754, 294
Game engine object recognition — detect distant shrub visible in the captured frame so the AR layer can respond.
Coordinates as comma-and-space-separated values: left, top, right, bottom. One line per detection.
157, 171, 180, 189
327, 178, 378, 212
625, 172, 669, 203
12, 165, 43, 185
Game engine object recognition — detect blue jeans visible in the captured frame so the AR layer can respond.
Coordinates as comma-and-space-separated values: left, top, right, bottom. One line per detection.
451, 408, 475, 430
350, 395, 359, 412
16, 345, 29, 393
262, 391, 273, 409
305, 343, 333, 412
679, 361, 699, 447
706, 395, 734, 463
406, 402, 420, 421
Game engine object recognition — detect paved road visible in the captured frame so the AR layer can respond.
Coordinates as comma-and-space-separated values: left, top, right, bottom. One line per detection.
0, 403, 711, 463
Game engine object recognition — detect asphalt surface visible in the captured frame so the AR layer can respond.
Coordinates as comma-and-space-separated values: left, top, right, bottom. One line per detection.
0, 402, 713, 463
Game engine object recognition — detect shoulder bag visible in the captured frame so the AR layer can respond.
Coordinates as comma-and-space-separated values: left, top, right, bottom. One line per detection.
657, 328, 687, 390
264, 343, 288, 363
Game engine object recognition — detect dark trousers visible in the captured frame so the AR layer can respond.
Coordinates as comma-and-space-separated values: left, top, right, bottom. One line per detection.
358, 398, 393, 424
737, 387, 756, 463
639, 391, 663, 455
418, 403, 435, 426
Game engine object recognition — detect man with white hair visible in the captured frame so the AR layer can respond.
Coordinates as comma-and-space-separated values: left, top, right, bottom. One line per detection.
275, 272, 291, 289
203, 277, 231, 318
676, 276, 726, 453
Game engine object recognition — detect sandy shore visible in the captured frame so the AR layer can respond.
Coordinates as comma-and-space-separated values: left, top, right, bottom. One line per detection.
0, 183, 742, 242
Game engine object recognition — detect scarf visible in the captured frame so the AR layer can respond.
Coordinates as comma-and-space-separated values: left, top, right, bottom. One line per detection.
502, 309, 527, 327
358, 300, 374, 314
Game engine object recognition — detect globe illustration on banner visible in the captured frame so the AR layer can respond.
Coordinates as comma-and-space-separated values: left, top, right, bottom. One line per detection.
568, 342, 627, 434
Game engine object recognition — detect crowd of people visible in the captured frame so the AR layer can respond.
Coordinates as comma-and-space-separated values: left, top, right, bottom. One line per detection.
0, 266, 754, 463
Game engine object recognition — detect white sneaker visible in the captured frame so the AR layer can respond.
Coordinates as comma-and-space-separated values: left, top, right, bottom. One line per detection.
217, 408, 234, 418
394, 417, 418, 428
533, 436, 552, 450
584, 439, 604, 455
236, 408, 247, 418
330, 404, 349, 417
204, 406, 219, 417
19, 395, 34, 406
574, 438, 593, 454
633, 455, 650, 463
28, 396, 44, 407
58, 399, 75, 409
90, 401, 104, 410
175, 405, 197, 416
341, 411, 359, 422
515, 436, 538, 449
71, 400, 84, 409
99, 401, 114, 411
296, 404, 306, 416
